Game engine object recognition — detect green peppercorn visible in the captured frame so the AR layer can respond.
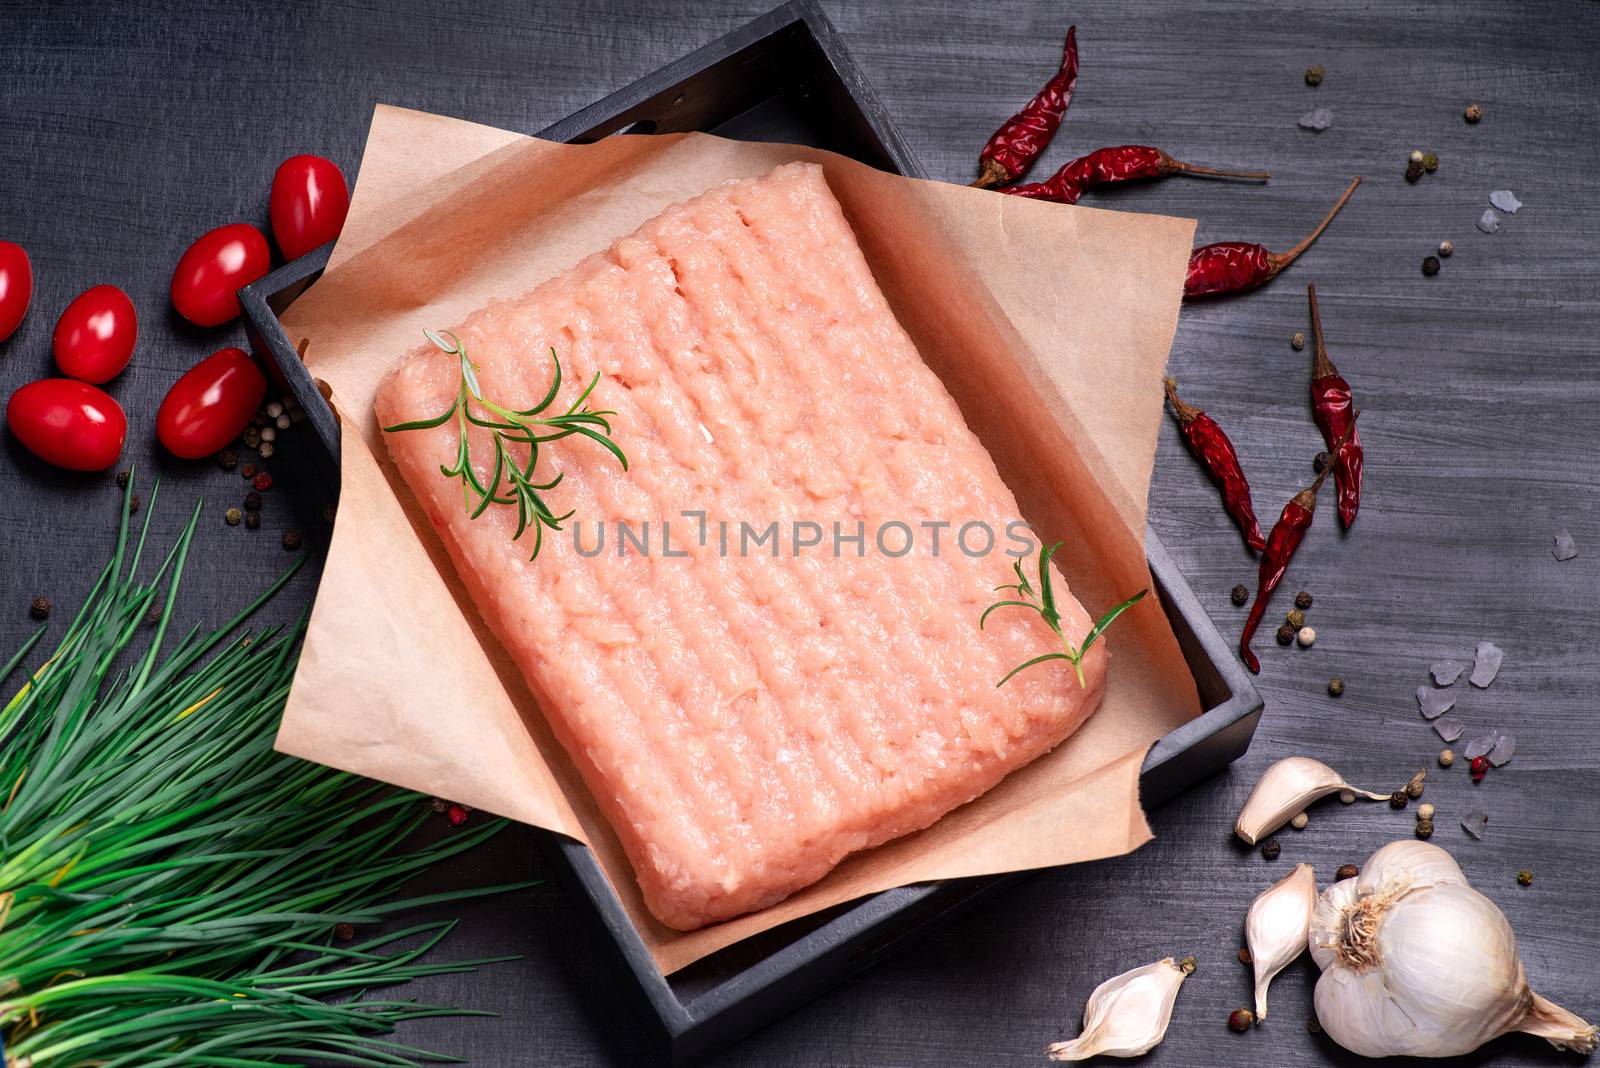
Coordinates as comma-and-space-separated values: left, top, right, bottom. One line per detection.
225, 507, 242, 527
1415, 818, 1434, 839
1230, 1008, 1255, 1032
1304, 65, 1324, 87
1276, 623, 1296, 646
1287, 608, 1306, 629
1422, 151, 1439, 172
1261, 838, 1281, 860
1313, 451, 1331, 473
1517, 869, 1533, 886
1464, 103, 1483, 123
1405, 160, 1424, 183
1422, 255, 1441, 276
1336, 863, 1359, 880
1390, 790, 1409, 809
29, 596, 51, 620
1231, 584, 1249, 606
1327, 677, 1345, 697
1291, 331, 1306, 351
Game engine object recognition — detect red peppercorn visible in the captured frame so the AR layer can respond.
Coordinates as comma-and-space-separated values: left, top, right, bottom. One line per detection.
446, 803, 469, 827
253, 472, 274, 492
1470, 755, 1489, 782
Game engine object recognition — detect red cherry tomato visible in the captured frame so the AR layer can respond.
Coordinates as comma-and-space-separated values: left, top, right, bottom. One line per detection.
270, 154, 351, 261
156, 347, 267, 459
170, 224, 270, 327
53, 284, 138, 383
0, 241, 32, 342
7, 379, 126, 471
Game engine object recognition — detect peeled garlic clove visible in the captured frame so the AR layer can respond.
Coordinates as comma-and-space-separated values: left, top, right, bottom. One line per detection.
1235, 756, 1389, 844
1311, 839, 1598, 1058
1245, 862, 1316, 1021
1045, 957, 1194, 1061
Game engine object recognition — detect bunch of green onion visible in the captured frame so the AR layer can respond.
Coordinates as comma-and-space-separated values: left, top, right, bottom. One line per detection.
0, 482, 519, 1067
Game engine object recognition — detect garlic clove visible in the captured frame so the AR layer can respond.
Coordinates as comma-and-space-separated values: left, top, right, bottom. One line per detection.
1310, 838, 1598, 1058
1045, 956, 1194, 1061
1245, 862, 1317, 1020
1235, 756, 1389, 844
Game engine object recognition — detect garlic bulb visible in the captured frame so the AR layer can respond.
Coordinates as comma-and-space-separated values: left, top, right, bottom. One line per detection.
1046, 957, 1194, 1061
1311, 840, 1597, 1058
1245, 862, 1316, 1020
1235, 756, 1389, 844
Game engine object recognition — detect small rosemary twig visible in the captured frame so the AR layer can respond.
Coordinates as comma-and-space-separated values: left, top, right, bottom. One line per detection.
980, 541, 1147, 687
382, 330, 627, 559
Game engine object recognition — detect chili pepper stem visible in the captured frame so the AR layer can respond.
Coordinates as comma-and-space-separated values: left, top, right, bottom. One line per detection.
1163, 376, 1202, 423
1158, 151, 1271, 182
1267, 176, 1362, 275
972, 159, 1011, 189
1308, 283, 1335, 378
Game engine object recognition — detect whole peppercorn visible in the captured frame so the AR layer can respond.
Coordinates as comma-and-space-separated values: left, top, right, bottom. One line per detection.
241, 463, 257, 480
29, 596, 51, 620
1238, 946, 1252, 965
1389, 790, 1409, 809
1327, 676, 1345, 697
1290, 811, 1309, 830
282, 528, 303, 551
127, 494, 141, 514
1276, 623, 1296, 646
244, 490, 263, 511
1405, 160, 1424, 183
254, 472, 274, 492
1438, 239, 1454, 258
1464, 103, 1483, 123
1422, 255, 1441, 276
243, 427, 262, 449
1229, 1008, 1255, 1032
1313, 451, 1331, 473
245, 511, 261, 530
1294, 591, 1313, 610
1297, 625, 1316, 647
1261, 838, 1281, 861
224, 507, 242, 527
1439, 748, 1455, 767
1336, 863, 1359, 880
216, 449, 237, 471
1179, 956, 1196, 975
334, 922, 356, 941
1416, 802, 1436, 821
115, 469, 131, 489
1409, 149, 1424, 164
258, 441, 276, 459
1415, 818, 1434, 839
1339, 789, 1356, 804
1304, 65, 1324, 86
146, 601, 162, 625
446, 803, 470, 827
1307, 1017, 1322, 1035
1291, 331, 1306, 351
1470, 754, 1489, 782
1231, 584, 1249, 606
429, 798, 449, 813
1422, 151, 1439, 172
1287, 607, 1306, 629
1517, 870, 1533, 887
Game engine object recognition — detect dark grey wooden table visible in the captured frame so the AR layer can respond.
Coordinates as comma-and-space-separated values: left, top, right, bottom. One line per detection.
3, 2, 1596, 1065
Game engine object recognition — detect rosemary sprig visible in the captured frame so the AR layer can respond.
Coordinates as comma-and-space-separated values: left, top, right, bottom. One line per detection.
0, 477, 528, 1066
382, 329, 628, 559
980, 541, 1148, 688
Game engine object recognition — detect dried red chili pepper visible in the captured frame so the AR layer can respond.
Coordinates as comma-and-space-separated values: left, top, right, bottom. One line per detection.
1306, 285, 1364, 528
1003, 145, 1269, 204
972, 26, 1079, 189
1238, 421, 1356, 673
1185, 177, 1362, 299
1164, 377, 1266, 552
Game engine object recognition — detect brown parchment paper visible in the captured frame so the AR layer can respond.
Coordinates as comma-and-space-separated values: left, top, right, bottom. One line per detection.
274, 105, 1201, 974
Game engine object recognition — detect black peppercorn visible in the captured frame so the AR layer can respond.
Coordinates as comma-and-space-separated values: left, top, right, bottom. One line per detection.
29, 596, 51, 620
1405, 159, 1424, 183
1276, 623, 1296, 646
1313, 451, 1330, 473
244, 491, 262, 511
282, 529, 304, 551
1231, 584, 1249, 606
1327, 677, 1345, 697
1261, 838, 1281, 860
334, 922, 356, 941
244, 511, 261, 530
127, 494, 140, 514
1336, 863, 1359, 880
1390, 790, 1409, 809
216, 449, 237, 471
1415, 818, 1434, 839
1422, 255, 1441, 276
1294, 591, 1313, 610
115, 469, 131, 489
146, 601, 162, 625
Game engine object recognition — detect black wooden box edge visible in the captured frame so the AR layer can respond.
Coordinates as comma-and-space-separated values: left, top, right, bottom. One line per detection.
239, 2, 1264, 1062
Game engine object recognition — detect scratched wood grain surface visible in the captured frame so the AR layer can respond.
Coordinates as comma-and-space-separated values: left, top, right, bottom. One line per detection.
2, 1, 1597, 1065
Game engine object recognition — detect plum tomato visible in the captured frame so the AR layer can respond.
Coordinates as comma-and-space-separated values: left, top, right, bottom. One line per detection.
7, 378, 127, 471
170, 224, 270, 327
53, 284, 138, 383
0, 241, 33, 342
270, 154, 351, 261
155, 346, 267, 459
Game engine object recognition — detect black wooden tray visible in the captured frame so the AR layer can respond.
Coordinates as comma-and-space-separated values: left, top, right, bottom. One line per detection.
240, 2, 1263, 1063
